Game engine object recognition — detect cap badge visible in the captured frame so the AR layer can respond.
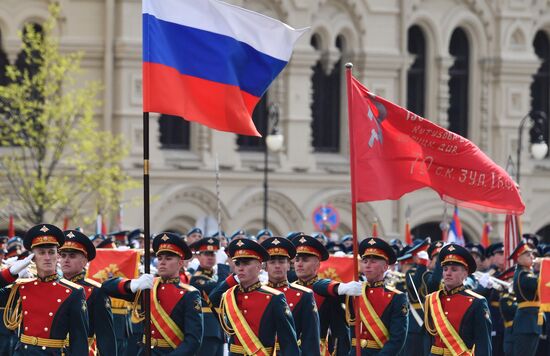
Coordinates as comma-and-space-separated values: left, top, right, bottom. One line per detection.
208, 238, 214, 244
67, 232, 75, 238
161, 234, 170, 241
271, 239, 281, 245
448, 245, 456, 251
368, 239, 376, 245
299, 237, 307, 244
236, 240, 245, 247
40, 225, 49, 233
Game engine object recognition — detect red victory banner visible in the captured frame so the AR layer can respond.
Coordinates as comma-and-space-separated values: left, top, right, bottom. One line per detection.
538, 258, 550, 312
347, 74, 525, 215
86, 249, 141, 282
318, 256, 356, 282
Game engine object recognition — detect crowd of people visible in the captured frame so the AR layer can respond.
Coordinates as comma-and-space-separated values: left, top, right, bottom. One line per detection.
0, 223, 547, 355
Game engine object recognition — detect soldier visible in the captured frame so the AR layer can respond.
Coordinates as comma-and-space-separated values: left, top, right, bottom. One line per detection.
346, 237, 408, 355
186, 227, 203, 245
256, 229, 273, 244
510, 240, 542, 356
59, 229, 117, 355
1, 224, 90, 355
496, 267, 516, 356
424, 244, 492, 356
189, 237, 230, 356
103, 232, 203, 354
209, 238, 300, 355
260, 236, 321, 356
292, 234, 362, 356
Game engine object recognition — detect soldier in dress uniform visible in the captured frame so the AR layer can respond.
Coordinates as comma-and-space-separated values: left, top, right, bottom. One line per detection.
496, 267, 516, 356
402, 238, 432, 356
260, 236, 321, 356
291, 234, 362, 356
424, 244, 492, 356
345, 237, 408, 355
59, 230, 117, 355
510, 240, 543, 356
189, 237, 230, 356
209, 238, 301, 355
0, 224, 90, 355
102, 232, 203, 355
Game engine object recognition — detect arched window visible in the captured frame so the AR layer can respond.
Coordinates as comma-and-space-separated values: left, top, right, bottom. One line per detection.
15, 23, 43, 78
0, 29, 9, 86
158, 115, 190, 150
237, 93, 268, 151
311, 34, 342, 153
530, 31, 550, 147
407, 25, 426, 117
448, 28, 470, 138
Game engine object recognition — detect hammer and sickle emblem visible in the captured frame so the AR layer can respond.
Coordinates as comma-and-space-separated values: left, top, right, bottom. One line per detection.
364, 94, 387, 148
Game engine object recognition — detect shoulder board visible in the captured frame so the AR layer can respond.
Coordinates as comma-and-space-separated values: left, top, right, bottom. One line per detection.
84, 278, 102, 288
16, 278, 36, 285
290, 282, 313, 293
60, 279, 83, 290
260, 285, 283, 295
193, 271, 203, 277
385, 285, 403, 294
179, 283, 198, 292
465, 289, 484, 299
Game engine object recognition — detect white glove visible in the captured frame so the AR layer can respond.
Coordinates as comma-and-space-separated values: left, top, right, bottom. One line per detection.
216, 248, 228, 264
259, 270, 268, 283
417, 251, 429, 261
188, 258, 200, 271
337, 281, 363, 296
130, 273, 154, 292
9, 254, 34, 276
233, 274, 240, 284
18, 268, 33, 278
478, 273, 493, 289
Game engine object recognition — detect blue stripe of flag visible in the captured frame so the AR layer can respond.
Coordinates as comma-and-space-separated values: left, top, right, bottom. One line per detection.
143, 13, 287, 98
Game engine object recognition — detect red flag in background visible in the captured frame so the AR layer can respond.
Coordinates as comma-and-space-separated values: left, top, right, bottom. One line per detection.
347, 75, 525, 215
318, 256, 355, 282
405, 220, 412, 245
371, 219, 378, 237
480, 222, 492, 248
504, 214, 521, 269
87, 249, 141, 283
8, 215, 14, 238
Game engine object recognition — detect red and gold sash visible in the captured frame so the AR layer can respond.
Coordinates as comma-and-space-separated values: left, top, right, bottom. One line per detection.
150, 278, 184, 349
358, 285, 389, 348
222, 286, 271, 356
426, 291, 471, 356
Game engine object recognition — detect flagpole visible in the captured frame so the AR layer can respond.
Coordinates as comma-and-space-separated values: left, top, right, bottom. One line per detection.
143, 111, 152, 355
345, 62, 362, 356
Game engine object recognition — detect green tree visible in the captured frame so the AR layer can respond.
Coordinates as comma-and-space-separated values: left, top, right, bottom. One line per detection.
0, 4, 137, 226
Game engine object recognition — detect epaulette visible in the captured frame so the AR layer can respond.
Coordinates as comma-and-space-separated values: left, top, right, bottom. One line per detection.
290, 282, 313, 293
465, 289, 483, 299
179, 283, 198, 292
385, 285, 403, 294
16, 278, 36, 285
60, 279, 83, 290
84, 278, 102, 288
260, 285, 283, 295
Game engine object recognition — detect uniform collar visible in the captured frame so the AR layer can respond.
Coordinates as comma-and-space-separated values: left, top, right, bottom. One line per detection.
366, 280, 385, 288
161, 277, 180, 284
37, 273, 59, 283
267, 280, 289, 288
297, 276, 319, 287
69, 272, 86, 283
239, 281, 262, 293
442, 285, 465, 296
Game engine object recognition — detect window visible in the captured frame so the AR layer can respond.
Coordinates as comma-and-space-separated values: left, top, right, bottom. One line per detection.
311, 34, 342, 153
15, 23, 43, 79
0, 29, 9, 86
448, 28, 470, 138
530, 31, 550, 147
407, 25, 426, 117
237, 93, 268, 151
158, 115, 190, 150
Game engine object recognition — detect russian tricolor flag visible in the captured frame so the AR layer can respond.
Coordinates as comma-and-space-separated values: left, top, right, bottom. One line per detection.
447, 206, 465, 246
142, 0, 307, 136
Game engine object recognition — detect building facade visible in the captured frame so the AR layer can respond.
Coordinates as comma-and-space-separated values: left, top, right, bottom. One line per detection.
1, 0, 550, 242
